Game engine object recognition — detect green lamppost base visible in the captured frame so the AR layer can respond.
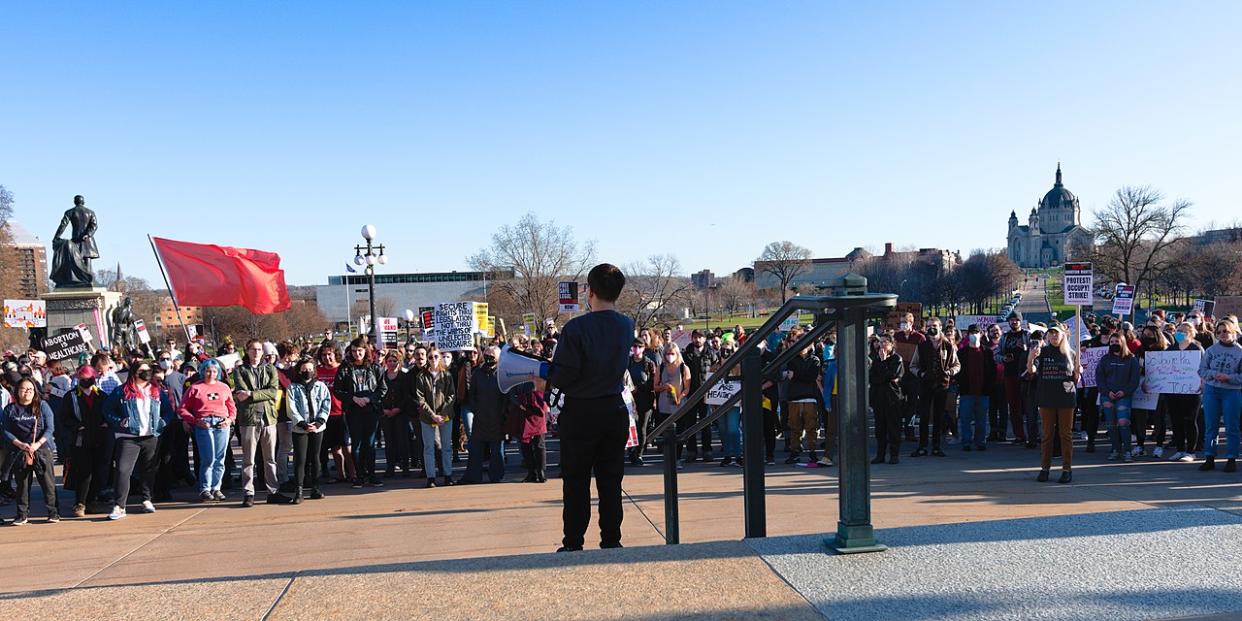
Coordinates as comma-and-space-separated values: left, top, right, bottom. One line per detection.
826, 526, 888, 555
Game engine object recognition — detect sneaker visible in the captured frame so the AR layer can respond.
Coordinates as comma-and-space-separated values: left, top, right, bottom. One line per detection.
47, 514, 61, 523
1123, 453, 1132, 463
765, 457, 776, 466
817, 457, 833, 467
200, 491, 214, 503
141, 500, 156, 514
719, 457, 733, 467
10, 515, 27, 526
1180, 453, 1196, 463
108, 506, 126, 520
733, 457, 744, 467
1130, 446, 1145, 458
1107, 451, 1120, 461
212, 490, 226, 501
426, 479, 437, 488
309, 489, 325, 500
73, 503, 87, 518
242, 494, 255, 508
1153, 447, 1164, 459
797, 460, 819, 468
351, 479, 364, 489
1168, 451, 1184, 462
784, 454, 801, 465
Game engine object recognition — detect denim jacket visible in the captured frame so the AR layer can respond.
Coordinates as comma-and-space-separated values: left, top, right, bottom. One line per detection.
104, 385, 173, 438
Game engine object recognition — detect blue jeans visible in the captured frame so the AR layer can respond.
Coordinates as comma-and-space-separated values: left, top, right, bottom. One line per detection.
720, 406, 742, 458
460, 406, 474, 439
1202, 385, 1242, 458
464, 438, 504, 482
194, 421, 229, 492
1101, 395, 1133, 455
421, 422, 454, 479
958, 395, 988, 448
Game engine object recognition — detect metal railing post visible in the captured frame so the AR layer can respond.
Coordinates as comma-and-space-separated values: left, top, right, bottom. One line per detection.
741, 346, 767, 538
662, 426, 680, 545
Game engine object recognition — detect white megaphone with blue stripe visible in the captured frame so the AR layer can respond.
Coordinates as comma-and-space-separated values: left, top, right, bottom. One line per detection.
497, 346, 550, 394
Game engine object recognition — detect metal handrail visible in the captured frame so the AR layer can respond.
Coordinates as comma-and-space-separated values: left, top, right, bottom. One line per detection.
675, 318, 837, 442
649, 296, 844, 441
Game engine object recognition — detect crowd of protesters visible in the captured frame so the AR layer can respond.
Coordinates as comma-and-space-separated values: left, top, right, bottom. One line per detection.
2, 301, 1241, 525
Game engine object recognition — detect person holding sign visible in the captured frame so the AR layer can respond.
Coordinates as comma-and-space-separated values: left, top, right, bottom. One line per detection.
1132, 326, 1169, 459
1096, 335, 1140, 462
1029, 325, 1081, 484
1197, 320, 1242, 472
547, 264, 633, 552
1166, 323, 1205, 462
869, 336, 905, 464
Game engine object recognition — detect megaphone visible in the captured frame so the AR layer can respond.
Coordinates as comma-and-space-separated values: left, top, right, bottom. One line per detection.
497, 345, 550, 394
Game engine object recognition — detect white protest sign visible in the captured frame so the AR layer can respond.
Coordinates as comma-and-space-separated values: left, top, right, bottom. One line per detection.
216, 353, 242, 372
705, 380, 741, 406
1061, 316, 1092, 344
1112, 285, 1136, 316
1078, 346, 1108, 388
1143, 350, 1203, 395
75, 323, 94, 343
954, 315, 999, 331
133, 319, 152, 345
3, 299, 47, 328
780, 312, 802, 332
1131, 385, 1159, 410
435, 302, 476, 351
670, 329, 692, 350
1063, 262, 1093, 306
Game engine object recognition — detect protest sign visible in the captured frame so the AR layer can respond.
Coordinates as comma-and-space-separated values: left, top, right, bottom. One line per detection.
43, 329, 91, 362
1063, 262, 1093, 306
1078, 346, 1107, 388
1112, 285, 1136, 316
3, 299, 46, 328
435, 302, 476, 351
780, 313, 802, 332
559, 281, 580, 313
134, 319, 152, 345
1131, 385, 1159, 410
885, 302, 923, 330
954, 315, 999, 331
1193, 299, 1215, 316
216, 353, 242, 371
671, 329, 692, 349
379, 317, 399, 348
522, 312, 538, 336
705, 380, 741, 406
1143, 350, 1203, 395
1062, 316, 1092, 344
419, 307, 435, 331
75, 323, 94, 343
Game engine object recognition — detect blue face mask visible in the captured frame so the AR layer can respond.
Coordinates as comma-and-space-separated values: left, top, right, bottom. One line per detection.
1173, 332, 1187, 344
823, 344, 835, 360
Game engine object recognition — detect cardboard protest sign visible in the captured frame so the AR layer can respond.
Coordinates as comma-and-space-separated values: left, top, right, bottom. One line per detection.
1143, 350, 1203, 395
1112, 285, 1136, 316
705, 380, 741, 406
1078, 346, 1107, 388
43, 329, 91, 362
435, 302, 476, 351
1215, 296, 1242, 321
1063, 262, 1093, 306
559, 281, 580, 313
3, 299, 47, 328
885, 302, 923, 330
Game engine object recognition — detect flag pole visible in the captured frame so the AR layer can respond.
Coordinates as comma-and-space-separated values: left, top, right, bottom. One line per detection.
148, 235, 194, 344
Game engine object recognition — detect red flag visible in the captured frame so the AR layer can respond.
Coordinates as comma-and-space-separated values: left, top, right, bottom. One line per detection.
152, 237, 291, 314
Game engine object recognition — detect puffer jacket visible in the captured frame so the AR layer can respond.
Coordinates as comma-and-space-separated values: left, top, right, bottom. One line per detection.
231, 363, 281, 426
408, 367, 456, 426
333, 362, 384, 416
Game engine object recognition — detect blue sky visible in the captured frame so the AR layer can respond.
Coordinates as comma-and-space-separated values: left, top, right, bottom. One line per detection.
3, 2, 1239, 286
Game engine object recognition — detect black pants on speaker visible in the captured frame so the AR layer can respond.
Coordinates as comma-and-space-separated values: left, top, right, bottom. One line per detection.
559, 395, 628, 550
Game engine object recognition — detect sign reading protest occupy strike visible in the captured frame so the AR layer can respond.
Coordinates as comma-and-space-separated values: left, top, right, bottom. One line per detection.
43, 329, 91, 362
705, 380, 741, 406
1143, 350, 1203, 395
1063, 262, 1093, 306
134, 319, 152, 345
3, 299, 47, 328
435, 302, 476, 351
1112, 285, 1136, 316
559, 281, 580, 313
1078, 346, 1108, 388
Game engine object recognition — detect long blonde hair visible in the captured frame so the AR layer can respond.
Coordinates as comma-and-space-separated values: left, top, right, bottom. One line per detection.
1046, 326, 1076, 362
663, 342, 684, 368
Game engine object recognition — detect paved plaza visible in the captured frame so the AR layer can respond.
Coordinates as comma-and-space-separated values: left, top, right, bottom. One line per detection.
4, 439, 1242, 620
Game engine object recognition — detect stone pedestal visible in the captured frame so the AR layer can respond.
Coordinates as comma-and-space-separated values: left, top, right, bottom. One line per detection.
41, 287, 123, 348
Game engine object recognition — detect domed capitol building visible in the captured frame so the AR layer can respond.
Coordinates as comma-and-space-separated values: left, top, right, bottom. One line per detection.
1006, 164, 1094, 268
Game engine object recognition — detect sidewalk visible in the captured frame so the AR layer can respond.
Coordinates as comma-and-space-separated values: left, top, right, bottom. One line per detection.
3, 440, 1241, 619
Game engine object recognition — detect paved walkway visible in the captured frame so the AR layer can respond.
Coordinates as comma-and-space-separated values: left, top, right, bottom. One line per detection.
4, 439, 1242, 619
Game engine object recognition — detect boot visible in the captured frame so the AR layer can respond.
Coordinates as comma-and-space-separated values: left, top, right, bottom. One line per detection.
1227, 459, 1238, 473
888, 446, 900, 464
1200, 456, 1216, 471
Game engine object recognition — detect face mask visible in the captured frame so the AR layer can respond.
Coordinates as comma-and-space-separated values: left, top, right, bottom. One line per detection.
926, 327, 940, 337
1109, 344, 1121, 354
1174, 332, 1187, 344
79, 379, 96, 389
136, 369, 153, 381
968, 334, 981, 347
298, 371, 315, 383
898, 322, 911, 332
484, 355, 497, 365
1189, 317, 1200, 326
665, 354, 677, 363
158, 360, 171, 370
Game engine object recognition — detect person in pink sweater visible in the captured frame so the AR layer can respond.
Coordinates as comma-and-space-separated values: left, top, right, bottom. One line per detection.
178, 359, 237, 502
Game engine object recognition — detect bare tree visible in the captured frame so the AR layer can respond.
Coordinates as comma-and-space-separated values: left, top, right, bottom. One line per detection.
756, 241, 813, 303
0, 185, 13, 227
1092, 186, 1191, 297
618, 254, 694, 328
469, 213, 596, 323
716, 276, 754, 315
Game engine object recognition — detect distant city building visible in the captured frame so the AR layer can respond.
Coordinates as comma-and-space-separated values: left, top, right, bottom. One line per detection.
4, 220, 49, 297
732, 267, 754, 283
154, 297, 204, 335
1007, 164, 1093, 268
755, 242, 958, 292
315, 270, 513, 323
1194, 227, 1242, 245
691, 269, 716, 289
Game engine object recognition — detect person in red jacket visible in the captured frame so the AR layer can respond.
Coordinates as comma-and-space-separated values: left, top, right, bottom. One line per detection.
956, 325, 996, 451
178, 359, 237, 502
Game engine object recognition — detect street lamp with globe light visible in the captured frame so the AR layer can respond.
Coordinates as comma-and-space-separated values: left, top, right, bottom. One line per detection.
354, 225, 386, 342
